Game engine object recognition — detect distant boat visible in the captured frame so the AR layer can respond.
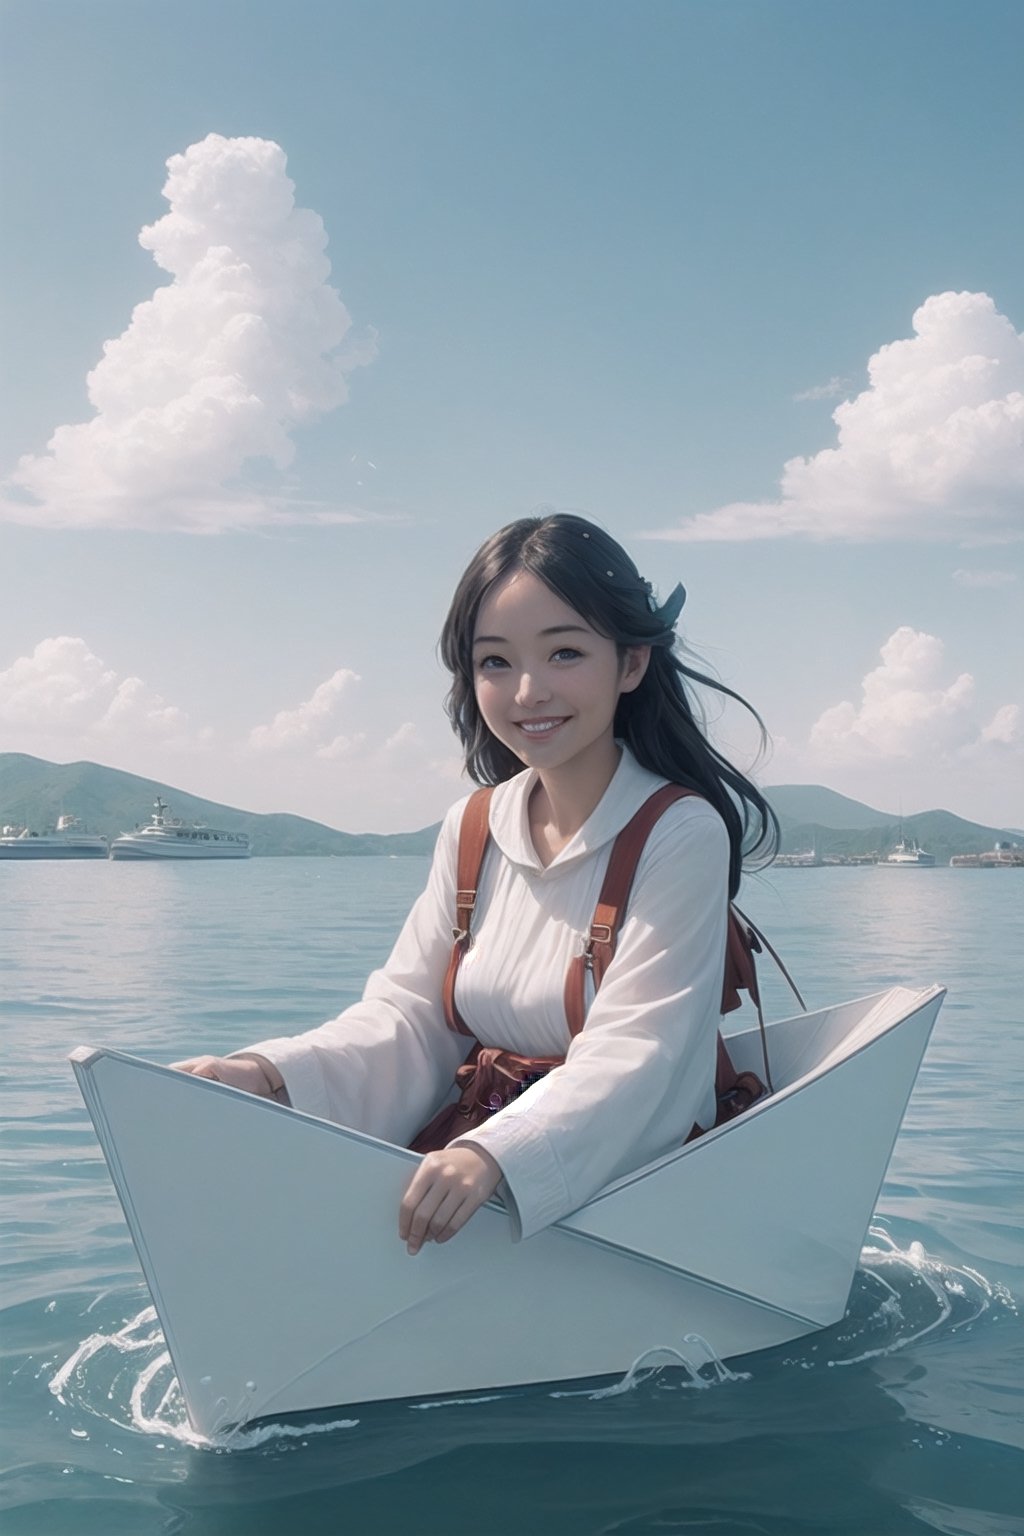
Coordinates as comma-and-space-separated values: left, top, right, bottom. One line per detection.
880, 837, 935, 868
0, 814, 108, 860
775, 849, 821, 868
950, 842, 1024, 868
110, 798, 251, 861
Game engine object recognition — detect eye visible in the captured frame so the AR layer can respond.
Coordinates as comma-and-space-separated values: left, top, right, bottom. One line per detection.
551, 647, 582, 663
477, 654, 510, 672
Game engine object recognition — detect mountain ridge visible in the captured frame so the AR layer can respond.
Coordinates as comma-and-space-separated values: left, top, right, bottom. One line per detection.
0, 754, 439, 857
0, 753, 1017, 862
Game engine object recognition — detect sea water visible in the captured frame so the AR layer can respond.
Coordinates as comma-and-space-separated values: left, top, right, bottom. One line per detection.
1, 858, 1021, 1535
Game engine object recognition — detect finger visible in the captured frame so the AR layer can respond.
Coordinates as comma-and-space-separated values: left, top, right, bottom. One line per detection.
406, 1192, 446, 1253
398, 1163, 435, 1241
434, 1187, 487, 1244
401, 1178, 448, 1253
422, 1188, 465, 1245
399, 1154, 451, 1237
173, 1056, 220, 1077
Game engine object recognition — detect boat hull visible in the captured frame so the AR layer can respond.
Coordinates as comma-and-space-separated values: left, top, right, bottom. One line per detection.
109, 839, 249, 860
0, 840, 108, 859
71, 984, 943, 1437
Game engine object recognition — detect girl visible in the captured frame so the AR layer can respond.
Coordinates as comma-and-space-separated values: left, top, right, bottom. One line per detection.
176, 514, 777, 1256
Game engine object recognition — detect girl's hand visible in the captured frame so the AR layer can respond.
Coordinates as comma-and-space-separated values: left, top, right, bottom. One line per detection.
400, 1146, 503, 1255
171, 1054, 284, 1099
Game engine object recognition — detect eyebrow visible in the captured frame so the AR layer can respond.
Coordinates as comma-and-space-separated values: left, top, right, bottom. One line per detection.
472, 624, 591, 646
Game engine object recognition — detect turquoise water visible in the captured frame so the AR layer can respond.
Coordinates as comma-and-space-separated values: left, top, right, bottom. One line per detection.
2, 858, 1022, 1535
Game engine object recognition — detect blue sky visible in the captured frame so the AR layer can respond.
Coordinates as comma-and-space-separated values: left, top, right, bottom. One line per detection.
1, 0, 1021, 831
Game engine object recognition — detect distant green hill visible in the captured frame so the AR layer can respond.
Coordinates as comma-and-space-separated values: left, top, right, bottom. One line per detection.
764, 784, 892, 830
1, 753, 1015, 864
763, 784, 1017, 864
0, 754, 440, 858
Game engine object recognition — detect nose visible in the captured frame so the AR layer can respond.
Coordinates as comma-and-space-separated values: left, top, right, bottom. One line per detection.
515, 669, 551, 709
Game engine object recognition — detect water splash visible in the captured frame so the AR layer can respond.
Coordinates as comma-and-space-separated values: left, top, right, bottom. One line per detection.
551, 1334, 750, 1400
48, 1302, 358, 1451
48, 1231, 1011, 1446
786, 1224, 1016, 1371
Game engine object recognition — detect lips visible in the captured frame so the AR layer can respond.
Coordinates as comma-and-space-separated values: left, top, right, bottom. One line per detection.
516, 717, 569, 736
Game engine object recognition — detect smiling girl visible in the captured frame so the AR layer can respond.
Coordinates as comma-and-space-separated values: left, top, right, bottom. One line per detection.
176, 514, 777, 1254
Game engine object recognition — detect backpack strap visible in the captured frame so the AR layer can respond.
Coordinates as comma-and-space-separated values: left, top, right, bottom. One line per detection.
563, 784, 697, 1036
562, 785, 780, 1096
732, 904, 805, 1015
441, 787, 494, 1037
442, 782, 789, 1100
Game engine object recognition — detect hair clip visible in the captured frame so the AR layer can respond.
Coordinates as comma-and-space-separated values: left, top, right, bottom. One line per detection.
640, 578, 685, 626
657, 583, 687, 629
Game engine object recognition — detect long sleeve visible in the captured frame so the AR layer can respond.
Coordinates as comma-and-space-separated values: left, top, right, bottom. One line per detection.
240, 800, 474, 1145
450, 800, 728, 1240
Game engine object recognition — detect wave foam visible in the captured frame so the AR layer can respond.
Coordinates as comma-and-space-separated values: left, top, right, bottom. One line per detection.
48, 1302, 358, 1450
49, 1231, 1014, 1443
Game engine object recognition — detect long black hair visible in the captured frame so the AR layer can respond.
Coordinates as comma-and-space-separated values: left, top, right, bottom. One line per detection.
439, 512, 778, 896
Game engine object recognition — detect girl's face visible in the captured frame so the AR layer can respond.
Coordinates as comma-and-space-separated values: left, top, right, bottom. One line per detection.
472, 570, 649, 780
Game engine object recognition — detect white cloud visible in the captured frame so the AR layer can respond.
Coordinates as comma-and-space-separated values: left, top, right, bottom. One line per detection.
248, 679, 439, 773
0, 637, 193, 749
952, 566, 1019, 588
380, 721, 419, 756
248, 668, 360, 753
808, 627, 980, 762
3, 134, 375, 533
315, 731, 369, 762
243, 670, 465, 826
247, 674, 424, 768
764, 625, 1022, 824
0, 643, 462, 829
793, 376, 851, 403
977, 703, 1021, 748
650, 291, 1024, 543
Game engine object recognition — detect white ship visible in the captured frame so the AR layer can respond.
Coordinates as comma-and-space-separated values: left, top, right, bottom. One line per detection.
0, 814, 109, 860
110, 799, 251, 860
880, 837, 935, 868
775, 848, 821, 868
950, 842, 1024, 868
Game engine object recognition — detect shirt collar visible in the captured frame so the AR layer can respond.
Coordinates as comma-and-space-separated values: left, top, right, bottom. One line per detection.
487, 745, 668, 874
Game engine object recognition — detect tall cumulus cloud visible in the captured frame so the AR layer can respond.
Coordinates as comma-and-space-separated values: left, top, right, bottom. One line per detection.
764, 625, 1022, 826
4, 134, 375, 533
807, 626, 1011, 762
0, 637, 193, 746
651, 291, 1024, 543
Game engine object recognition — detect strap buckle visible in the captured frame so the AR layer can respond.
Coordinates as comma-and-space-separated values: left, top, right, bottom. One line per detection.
452, 888, 477, 945
580, 922, 613, 969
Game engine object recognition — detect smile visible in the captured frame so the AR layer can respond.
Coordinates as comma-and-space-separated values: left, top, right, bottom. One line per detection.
516, 718, 569, 736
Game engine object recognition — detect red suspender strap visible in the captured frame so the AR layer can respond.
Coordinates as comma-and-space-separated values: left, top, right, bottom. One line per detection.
444, 782, 763, 1082
442, 787, 495, 1037
563, 784, 698, 1037
562, 785, 764, 1100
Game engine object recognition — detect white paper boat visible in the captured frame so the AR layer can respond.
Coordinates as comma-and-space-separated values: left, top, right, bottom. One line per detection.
71, 982, 943, 1438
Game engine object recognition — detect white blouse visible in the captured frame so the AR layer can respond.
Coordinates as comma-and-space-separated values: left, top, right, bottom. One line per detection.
244, 747, 729, 1240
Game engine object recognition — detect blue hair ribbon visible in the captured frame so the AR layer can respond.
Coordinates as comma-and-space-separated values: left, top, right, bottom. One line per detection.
655, 582, 686, 630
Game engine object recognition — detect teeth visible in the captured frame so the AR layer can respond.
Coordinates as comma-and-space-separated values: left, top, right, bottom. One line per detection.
520, 720, 563, 734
